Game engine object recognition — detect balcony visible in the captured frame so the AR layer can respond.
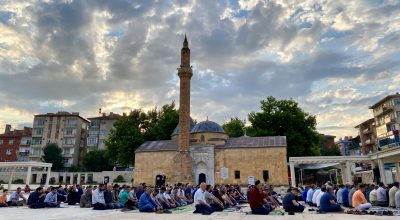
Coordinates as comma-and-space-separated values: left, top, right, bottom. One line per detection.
374, 104, 394, 117
63, 153, 73, 157
363, 128, 373, 134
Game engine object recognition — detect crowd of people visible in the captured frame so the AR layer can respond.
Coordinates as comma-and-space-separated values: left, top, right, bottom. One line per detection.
301, 181, 400, 212
1, 180, 399, 216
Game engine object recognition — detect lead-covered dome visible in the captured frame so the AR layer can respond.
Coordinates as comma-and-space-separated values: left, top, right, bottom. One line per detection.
191, 120, 224, 133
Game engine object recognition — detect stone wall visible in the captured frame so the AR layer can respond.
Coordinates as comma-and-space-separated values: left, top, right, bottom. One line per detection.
134, 151, 181, 185
214, 147, 288, 185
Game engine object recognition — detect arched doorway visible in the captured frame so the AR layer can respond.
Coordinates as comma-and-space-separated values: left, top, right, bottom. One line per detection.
198, 173, 206, 184
155, 175, 166, 187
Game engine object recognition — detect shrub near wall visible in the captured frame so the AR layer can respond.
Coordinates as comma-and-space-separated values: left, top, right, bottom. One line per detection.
113, 175, 125, 183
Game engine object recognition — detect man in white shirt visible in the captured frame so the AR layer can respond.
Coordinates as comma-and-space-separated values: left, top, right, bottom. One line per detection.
194, 182, 214, 215
369, 185, 378, 206
336, 185, 345, 205
7, 187, 26, 206
389, 182, 399, 208
92, 184, 106, 210
376, 183, 388, 207
316, 187, 326, 208
312, 186, 321, 206
395, 189, 400, 209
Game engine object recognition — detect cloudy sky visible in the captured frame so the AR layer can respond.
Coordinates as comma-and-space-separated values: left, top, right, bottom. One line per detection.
0, 0, 399, 139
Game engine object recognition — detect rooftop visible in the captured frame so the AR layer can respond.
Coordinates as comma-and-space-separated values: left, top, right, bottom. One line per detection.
34, 111, 90, 123
369, 93, 400, 109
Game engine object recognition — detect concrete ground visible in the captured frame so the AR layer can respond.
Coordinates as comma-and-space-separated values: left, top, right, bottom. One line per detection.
1, 204, 399, 220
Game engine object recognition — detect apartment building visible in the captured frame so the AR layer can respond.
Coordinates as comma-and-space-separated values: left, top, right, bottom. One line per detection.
0, 125, 32, 162
87, 112, 121, 151
355, 118, 377, 155
369, 93, 400, 149
30, 112, 90, 167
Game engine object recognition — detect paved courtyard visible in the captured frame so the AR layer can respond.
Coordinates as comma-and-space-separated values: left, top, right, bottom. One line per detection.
2, 204, 399, 220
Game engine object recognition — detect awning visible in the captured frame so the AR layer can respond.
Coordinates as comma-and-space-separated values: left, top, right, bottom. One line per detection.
295, 163, 339, 170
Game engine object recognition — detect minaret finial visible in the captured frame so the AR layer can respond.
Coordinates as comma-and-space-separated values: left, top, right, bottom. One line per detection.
183, 33, 188, 48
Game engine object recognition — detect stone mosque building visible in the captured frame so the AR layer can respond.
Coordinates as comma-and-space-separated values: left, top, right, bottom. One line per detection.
133, 36, 289, 186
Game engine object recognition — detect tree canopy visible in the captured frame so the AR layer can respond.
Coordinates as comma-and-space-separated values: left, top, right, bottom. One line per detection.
43, 143, 64, 171
106, 102, 179, 166
82, 150, 113, 172
247, 96, 320, 158
222, 117, 245, 137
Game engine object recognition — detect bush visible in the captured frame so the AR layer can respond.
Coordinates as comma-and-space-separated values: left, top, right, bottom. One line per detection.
0, 180, 6, 184
113, 175, 125, 183
12, 179, 24, 184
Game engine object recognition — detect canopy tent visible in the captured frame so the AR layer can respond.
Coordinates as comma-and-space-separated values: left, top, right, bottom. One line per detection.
0, 162, 52, 190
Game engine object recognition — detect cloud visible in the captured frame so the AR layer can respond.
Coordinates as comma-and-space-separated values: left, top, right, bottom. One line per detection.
0, 0, 399, 141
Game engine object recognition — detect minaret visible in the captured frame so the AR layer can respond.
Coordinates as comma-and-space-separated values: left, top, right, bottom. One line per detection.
177, 34, 192, 152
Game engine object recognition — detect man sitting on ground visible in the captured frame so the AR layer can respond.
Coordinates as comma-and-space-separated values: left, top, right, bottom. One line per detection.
302, 186, 310, 204
312, 186, 321, 206
316, 186, 326, 208
92, 184, 107, 210
282, 188, 304, 213
369, 184, 378, 206
138, 187, 162, 213
336, 185, 345, 205
352, 184, 372, 210
376, 182, 388, 207
205, 184, 224, 212
157, 187, 175, 209
44, 187, 60, 207
0, 189, 8, 207
249, 180, 270, 215
28, 187, 46, 209
193, 182, 214, 215
389, 182, 399, 208
80, 187, 92, 208
319, 186, 341, 212
7, 187, 27, 206
348, 185, 356, 208
306, 185, 315, 206
342, 184, 350, 207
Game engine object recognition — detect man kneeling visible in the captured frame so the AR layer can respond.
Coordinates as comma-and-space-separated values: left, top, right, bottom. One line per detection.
283, 188, 304, 213
138, 187, 162, 213
352, 184, 372, 211
193, 182, 214, 215
319, 186, 341, 212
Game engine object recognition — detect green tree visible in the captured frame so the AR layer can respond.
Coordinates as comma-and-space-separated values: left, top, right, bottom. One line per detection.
43, 143, 64, 171
106, 102, 179, 166
83, 150, 113, 172
247, 96, 320, 159
321, 145, 342, 156
222, 117, 245, 137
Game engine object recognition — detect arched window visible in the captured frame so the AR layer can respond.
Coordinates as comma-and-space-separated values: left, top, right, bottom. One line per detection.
200, 135, 205, 144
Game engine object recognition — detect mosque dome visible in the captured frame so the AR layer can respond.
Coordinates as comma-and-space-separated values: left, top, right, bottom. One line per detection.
171, 117, 195, 136
191, 120, 225, 133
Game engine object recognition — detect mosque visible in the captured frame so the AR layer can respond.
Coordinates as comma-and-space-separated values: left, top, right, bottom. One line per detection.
133, 36, 289, 186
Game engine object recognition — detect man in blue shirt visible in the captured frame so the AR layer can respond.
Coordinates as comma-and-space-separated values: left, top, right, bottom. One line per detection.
139, 187, 161, 213
342, 184, 350, 207
44, 187, 60, 207
283, 188, 304, 213
302, 186, 309, 203
319, 186, 341, 212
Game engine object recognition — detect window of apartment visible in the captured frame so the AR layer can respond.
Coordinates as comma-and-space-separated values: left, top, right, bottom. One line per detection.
64, 119, 77, 126
34, 118, 45, 126
63, 148, 71, 155
63, 138, 75, 145
9, 139, 14, 145
394, 99, 400, 106
99, 139, 105, 144
31, 137, 42, 145
87, 137, 98, 145
6, 149, 12, 155
234, 170, 240, 179
64, 128, 76, 135
396, 111, 400, 119
34, 128, 43, 135
0, 139, 3, 145
100, 129, 106, 135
